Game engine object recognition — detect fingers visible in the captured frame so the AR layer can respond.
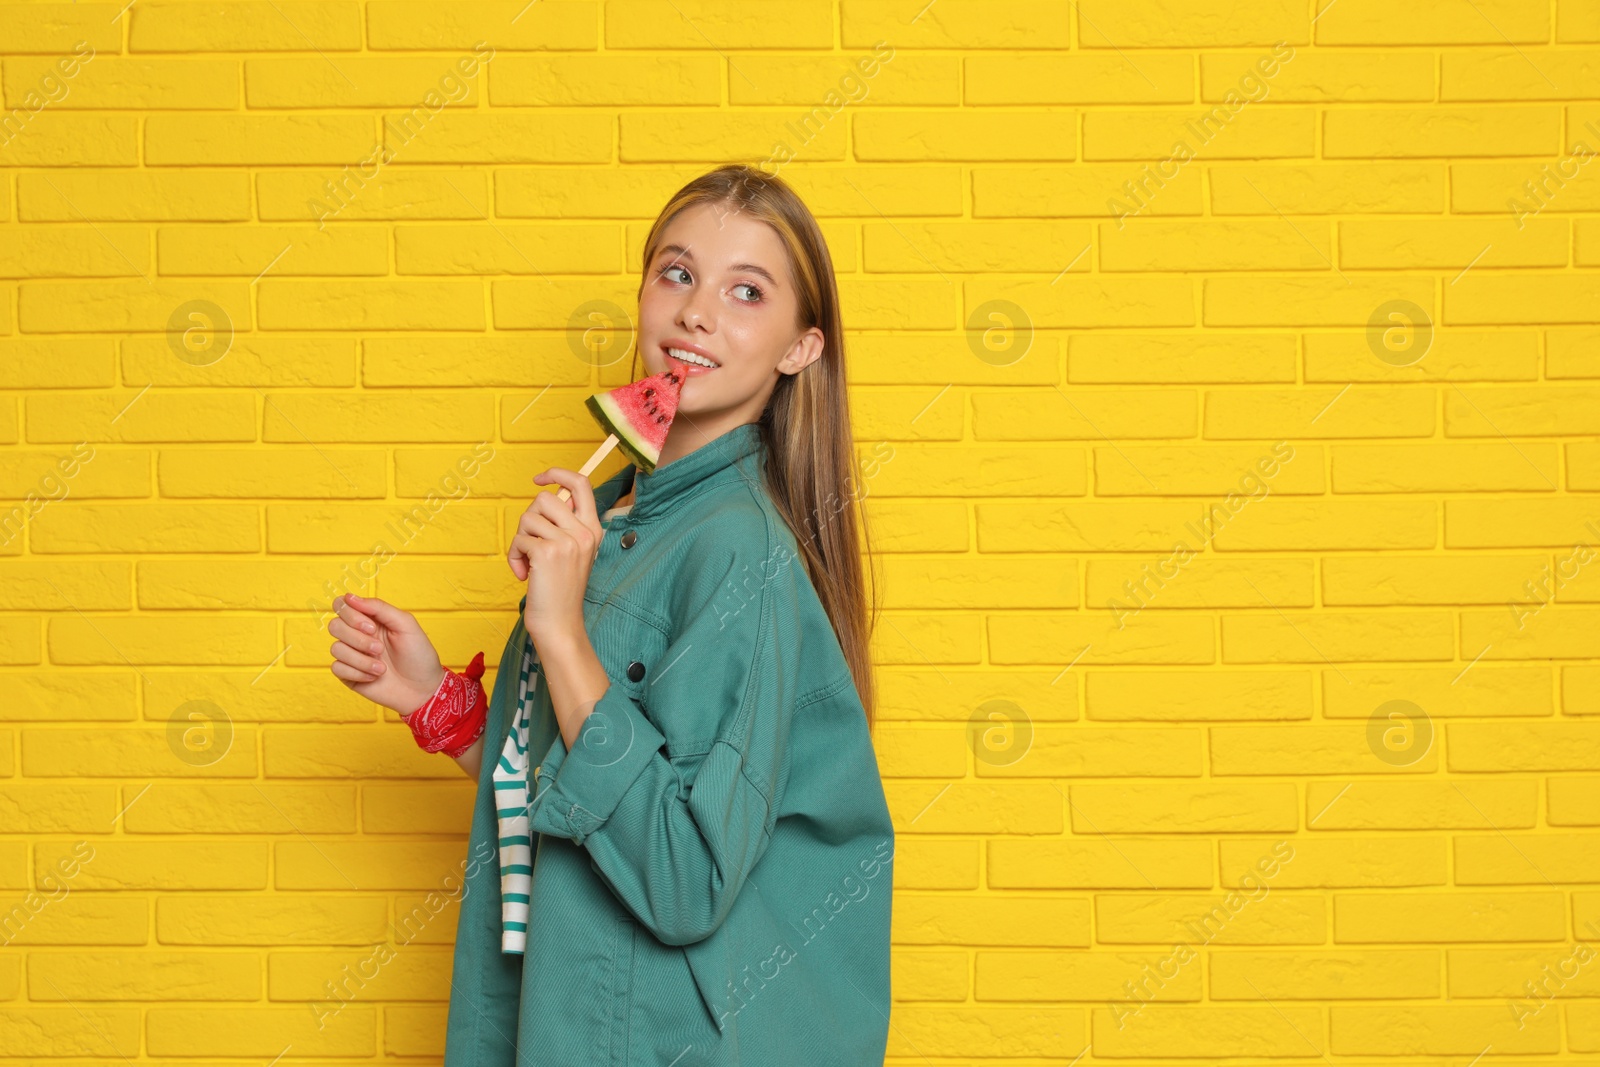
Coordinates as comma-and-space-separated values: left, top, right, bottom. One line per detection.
533, 467, 599, 527
529, 488, 589, 538
507, 511, 566, 580
508, 508, 548, 580
330, 614, 382, 660
329, 598, 384, 682
508, 494, 598, 578
507, 541, 529, 582
329, 636, 385, 679
338, 593, 415, 635
330, 659, 380, 686
331, 594, 376, 636
525, 508, 579, 551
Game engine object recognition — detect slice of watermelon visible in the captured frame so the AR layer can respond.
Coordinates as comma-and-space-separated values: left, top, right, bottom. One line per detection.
583, 359, 686, 473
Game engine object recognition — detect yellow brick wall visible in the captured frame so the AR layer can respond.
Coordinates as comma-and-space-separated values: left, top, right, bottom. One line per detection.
2, 0, 1599, 1060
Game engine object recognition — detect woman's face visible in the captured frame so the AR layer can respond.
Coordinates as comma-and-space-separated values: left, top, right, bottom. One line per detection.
637, 201, 824, 437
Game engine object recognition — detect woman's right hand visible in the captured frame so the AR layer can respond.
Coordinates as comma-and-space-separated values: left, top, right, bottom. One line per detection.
328, 593, 447, 717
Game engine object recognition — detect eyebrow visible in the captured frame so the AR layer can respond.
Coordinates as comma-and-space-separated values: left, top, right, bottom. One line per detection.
656, 244, 779, 288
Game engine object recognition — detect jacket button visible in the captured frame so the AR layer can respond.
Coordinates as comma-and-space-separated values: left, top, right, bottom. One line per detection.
620, 529, 637, 549
626, 660, 646, 682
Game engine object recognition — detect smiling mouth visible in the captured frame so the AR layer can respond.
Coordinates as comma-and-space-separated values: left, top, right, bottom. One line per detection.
663, 345, 720, 369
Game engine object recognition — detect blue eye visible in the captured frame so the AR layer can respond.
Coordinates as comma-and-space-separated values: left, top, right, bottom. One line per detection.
734, 283, 764, 303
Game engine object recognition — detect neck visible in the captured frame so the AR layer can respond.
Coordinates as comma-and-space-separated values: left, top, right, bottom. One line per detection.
657, 413, 753, 469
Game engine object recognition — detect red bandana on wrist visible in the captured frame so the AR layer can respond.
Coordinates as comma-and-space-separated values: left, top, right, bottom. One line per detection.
406, 652, 487, 758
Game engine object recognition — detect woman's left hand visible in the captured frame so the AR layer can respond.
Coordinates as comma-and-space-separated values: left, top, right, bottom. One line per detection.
511, 467, 602, 645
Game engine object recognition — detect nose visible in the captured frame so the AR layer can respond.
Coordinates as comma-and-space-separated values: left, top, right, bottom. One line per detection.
677, 286, 715, 333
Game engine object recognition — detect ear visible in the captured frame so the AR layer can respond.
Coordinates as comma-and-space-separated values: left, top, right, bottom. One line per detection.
776, 326, 825, 376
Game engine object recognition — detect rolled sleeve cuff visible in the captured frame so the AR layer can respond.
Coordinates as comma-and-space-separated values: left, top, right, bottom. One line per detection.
527, 688, 666, 847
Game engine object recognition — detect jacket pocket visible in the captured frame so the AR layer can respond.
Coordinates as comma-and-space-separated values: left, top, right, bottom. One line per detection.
585, 596, 719, 755
585, 597, 663, 692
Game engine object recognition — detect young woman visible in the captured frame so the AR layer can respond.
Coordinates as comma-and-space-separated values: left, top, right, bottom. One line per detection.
326, 164, 895, 1066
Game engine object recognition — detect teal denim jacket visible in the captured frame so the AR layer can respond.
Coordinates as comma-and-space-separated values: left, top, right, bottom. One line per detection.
443, 422, 895, 1066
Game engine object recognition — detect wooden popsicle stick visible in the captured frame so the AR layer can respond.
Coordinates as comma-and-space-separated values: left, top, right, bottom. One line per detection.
556, 433, 619, 503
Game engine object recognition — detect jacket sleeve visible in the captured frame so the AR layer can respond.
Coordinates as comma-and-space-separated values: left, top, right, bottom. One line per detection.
525, 532, 802, 946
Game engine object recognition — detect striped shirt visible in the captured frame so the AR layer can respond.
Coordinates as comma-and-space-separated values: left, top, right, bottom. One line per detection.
491, 501, 633, 955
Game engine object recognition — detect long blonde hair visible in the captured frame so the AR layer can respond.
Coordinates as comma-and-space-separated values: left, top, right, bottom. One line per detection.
631, 164, 881, 732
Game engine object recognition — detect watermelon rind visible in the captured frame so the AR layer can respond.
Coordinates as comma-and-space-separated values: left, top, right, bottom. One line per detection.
582, 364, 684, 474
585, 391, 661, 472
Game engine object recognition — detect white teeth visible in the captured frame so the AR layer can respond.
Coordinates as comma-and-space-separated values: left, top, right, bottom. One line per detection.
667, 347, 717, 368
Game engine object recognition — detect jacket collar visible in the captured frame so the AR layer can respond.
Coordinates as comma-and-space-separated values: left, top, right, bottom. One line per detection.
593, 421, 765, 525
